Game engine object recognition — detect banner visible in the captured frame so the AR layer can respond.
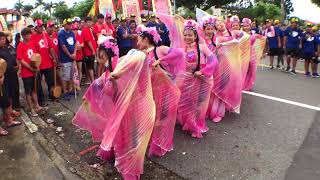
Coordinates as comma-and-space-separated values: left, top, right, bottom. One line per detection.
0, 15, 8, 31
122, 0, 141, 24
99, 0, 116, 19
196, 8, 210, 24
152, 0, 172, 15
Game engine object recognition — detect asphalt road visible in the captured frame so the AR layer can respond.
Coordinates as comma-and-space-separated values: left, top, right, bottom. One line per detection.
1, 63, 320, 180
152, 68, 320, 180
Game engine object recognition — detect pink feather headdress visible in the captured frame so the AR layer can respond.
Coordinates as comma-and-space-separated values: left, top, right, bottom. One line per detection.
100, 36, 119, 56
136, 25, 161, 44
242, 18, 252, 26
230, 15, 240, 25
201, 16, 217, 28
184, 20, 198, 31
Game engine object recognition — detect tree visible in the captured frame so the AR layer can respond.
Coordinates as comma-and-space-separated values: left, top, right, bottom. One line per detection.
72, 0, 94, 18
14, 1, 24, 13
23, 4, 34, 14
53, 3, 73, 22
35, 0, 45, 20
255, 0, 293, 17
311, 0, 320, 7
238, 2, 281, 23
32, 11, 50, 22
44, 1, 55, 17
176, 0, 238, 11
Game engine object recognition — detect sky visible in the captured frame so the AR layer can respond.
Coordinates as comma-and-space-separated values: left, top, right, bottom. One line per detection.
1, 0, 320, 23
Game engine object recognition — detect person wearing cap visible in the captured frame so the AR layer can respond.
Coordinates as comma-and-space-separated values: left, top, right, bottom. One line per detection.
147, 14, 159, 29
105, 12, 116, 37
142, 18, 148, 26
274, 19, 285, 69
116, 17, 135, 57
16, 28, 43, 117
284, 18, 303, 74
81, 17, 97, 83
251, 20, 260, 34
263, 19, 281, 69
158, 18, 171, 47
46, 20, 59, 61
31, 19, 56, 106
93, 14, 112, 40
301, 23, 319, 77
58, 18, 77, 101
72, 23, 84, 85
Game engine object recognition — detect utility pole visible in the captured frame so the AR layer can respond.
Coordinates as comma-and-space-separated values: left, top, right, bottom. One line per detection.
280, 0, 286, 21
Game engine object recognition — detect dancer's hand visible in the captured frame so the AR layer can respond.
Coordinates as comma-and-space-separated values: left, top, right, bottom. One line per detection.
152, 60, 161, 68
194, 71, 202, 77
110, 72, 119, 80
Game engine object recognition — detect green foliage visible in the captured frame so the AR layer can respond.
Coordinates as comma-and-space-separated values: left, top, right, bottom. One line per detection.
23, 4, 34, 13
311, 0, 320, 7
255, 0, 293, 16
52, 4, 73, 22
32, 11, 50, 22
14, 1, 24, 13
176, 0, 239, 11
238, 2, 281, 23
72, 0, 94, 18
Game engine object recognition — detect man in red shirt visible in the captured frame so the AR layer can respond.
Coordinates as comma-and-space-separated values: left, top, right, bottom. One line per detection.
32, 19, 56, 106
105, 13, 115, 37
93, 14, 108, 40
81, 17, 97, 83
16, 28, 42, 116
46, 20, 59, 60
72, 23, 84, 87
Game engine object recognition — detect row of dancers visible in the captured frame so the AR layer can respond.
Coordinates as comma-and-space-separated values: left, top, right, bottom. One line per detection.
72, 15, 265, 180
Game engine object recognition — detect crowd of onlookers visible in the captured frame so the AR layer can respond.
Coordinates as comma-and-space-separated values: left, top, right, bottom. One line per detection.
0, 12, 319, 136
0, 13, 171, 136
253, 18, 320, 77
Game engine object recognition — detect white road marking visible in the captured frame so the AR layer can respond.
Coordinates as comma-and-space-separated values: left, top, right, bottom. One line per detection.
243, 91, 320, 111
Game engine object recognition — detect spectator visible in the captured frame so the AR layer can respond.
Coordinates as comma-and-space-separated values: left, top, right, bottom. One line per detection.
158, 18, 170, 47
128, 20, 138, 49
142, 18, 148, 26
284, 18, 303, 74
58, 19, 77, 101
301, 23, 318, 77
112, 18, 120, 29
105, 13, 116, 37
16, 28, 42, 117
274, 20, 285, 69
117, 17, 135, 57
14, 33, 21, 48
31, 19, 56, 105
47, 20, 59, 60
0, 58, 21, 136
264, 19, 281, 69
81, 17, 97, 83
93, 14, 110, 40
147, 14, 159, 29
251, 20, 261, 34
0, 32, 21, 115
72, 23, 84, 86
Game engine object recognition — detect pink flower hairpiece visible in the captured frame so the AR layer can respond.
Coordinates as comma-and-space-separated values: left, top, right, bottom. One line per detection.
242, 18, 252, 26
184, 20, 198, 31
136, 25, 161, 44
103, 36, 119, 56
230, 15, 240, 24
202, 16, 217, 27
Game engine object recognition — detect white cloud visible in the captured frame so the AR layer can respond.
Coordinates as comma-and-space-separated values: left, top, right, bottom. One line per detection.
290, 0, 320, 23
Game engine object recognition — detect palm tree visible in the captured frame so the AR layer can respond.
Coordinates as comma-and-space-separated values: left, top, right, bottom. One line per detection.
35, 0, 45, 19
23, 4, 34, 15
44, 1, 55, 17
14, 1, 24, 13
54, 1, 67, 7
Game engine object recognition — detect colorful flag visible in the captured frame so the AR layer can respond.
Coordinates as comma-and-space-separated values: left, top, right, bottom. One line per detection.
152, 0, 172, 15
88, 0, 99, 17
99, 0, 116, 19
122, 0, 141, 23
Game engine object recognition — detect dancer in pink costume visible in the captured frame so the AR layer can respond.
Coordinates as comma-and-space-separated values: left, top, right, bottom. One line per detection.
242, 18, 259, 91
176, 20, 218, 138
135, 25, 185, 157
73, 36, 156, 179
206, 18, 236, 123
